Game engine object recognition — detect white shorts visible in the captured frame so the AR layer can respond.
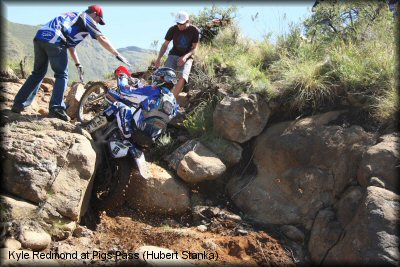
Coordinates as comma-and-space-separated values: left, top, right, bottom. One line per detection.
164, 55, 193, 83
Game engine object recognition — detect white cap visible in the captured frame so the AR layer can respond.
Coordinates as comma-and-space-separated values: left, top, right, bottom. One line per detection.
175, 11, 189, 24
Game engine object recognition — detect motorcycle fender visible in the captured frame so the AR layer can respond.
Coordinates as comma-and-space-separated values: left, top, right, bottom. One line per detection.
135, 153, 150, 179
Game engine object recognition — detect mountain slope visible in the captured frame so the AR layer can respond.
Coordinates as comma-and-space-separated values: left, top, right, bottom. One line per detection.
2, 17, 155, 82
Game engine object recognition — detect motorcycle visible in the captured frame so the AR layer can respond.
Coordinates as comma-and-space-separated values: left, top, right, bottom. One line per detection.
77, 65, 151, 124
79, 66, 160, 210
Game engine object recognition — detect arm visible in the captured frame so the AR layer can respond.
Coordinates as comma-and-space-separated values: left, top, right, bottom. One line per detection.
177, 42, 198, 66
68, 47, 80, 65
97, 35, 130, 65
96, 35, 119, 56
155, 40, 170, 68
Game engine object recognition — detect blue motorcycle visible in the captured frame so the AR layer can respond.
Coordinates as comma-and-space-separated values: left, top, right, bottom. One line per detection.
78, 66, 178, 210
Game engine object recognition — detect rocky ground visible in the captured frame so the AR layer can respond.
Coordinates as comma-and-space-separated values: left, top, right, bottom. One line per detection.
1, 74, 296, 266
47, 204, 295, 266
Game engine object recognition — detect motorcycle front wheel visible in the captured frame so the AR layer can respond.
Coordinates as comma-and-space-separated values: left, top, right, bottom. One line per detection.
95, 156, 132, 210
77, 82, 108, 124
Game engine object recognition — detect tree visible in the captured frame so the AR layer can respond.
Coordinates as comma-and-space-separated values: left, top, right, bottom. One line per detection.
190, 5, 238, 43
304, 0, 388, 43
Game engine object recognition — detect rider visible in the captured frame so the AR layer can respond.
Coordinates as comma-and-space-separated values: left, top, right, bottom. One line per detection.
101, 67, 179, 148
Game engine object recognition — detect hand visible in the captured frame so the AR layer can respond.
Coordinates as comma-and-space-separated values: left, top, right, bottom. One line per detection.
177, 56, 186, 67
154, 58, 161, 68
76, 63, 84, 82
116, 54, 131, 67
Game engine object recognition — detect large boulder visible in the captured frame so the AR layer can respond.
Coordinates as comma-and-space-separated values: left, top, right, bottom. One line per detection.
1, 112, 96, 221
126, 163, 191, 215
213, 93, 271, 143
227, 111, 376, 228
177, 142, 226, 183
165, 140, 227, 183
324, 186, 399, 265
202, 138, 242, 167
357, 133, 399, 193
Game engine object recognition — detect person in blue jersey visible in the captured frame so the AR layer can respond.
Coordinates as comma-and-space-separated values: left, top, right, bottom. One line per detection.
154, 11, 200, 101
12, 5, 130, 121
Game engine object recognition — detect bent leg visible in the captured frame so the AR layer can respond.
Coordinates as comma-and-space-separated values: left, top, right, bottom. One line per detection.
172, 58, 193, 98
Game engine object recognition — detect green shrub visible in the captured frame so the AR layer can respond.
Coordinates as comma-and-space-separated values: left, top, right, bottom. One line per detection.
183, 95, 221, 138
331, 40, 394, 92
373, 81, 399, 123
272, 56, 335, 111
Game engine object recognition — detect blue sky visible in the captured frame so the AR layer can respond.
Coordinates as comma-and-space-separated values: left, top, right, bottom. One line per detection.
3, 1, 315, 50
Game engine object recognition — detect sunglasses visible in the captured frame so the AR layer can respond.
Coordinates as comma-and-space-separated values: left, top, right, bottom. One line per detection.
176, 22, 187, 26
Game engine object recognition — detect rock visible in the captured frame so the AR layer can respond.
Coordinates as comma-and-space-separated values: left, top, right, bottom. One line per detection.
3, 238, 21, 250
42, 77, 55, 85
334, 186, 364, 226
218, 211, 242, 222
72, 225, 92, 238
202, 240, 218, 251
280, 225, 305, 243
235, 229, 248, 235
369, 176, 385, 187
165, 140, 198, 170
45, 135, 96, 221
202, 138, 242, 167
192, 206, 220, 224
203, 240, 218, 250
177, 142, 226, 183
1, 116, 96, 221
176, 92, 189, 108
0, 82, 24, 109
19, 226, 51, 251
308, 209, 343, 264
40, 83, 53, 93
213, 93, 271, 143
227, 111, 375, 228
324, 186, 399, 265
197, 225, 207, 232
126, 163, 191, 215
357, 133, 400, 193
0, 68, 20, 83
1, 194, 38, 221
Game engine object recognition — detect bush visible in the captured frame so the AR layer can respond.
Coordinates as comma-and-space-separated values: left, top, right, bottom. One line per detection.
272, 55, 335, 111
183, 95, 221, 138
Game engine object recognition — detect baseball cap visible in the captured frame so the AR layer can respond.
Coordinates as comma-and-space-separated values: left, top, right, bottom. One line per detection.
88, 5, 105, 25
175, 11, 189, 24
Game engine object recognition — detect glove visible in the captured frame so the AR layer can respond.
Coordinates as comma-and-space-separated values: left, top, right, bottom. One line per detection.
116, 54, 131, 67
76, 63, 84, 82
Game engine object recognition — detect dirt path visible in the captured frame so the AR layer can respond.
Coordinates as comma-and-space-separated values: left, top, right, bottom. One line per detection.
49, 205, 295, 266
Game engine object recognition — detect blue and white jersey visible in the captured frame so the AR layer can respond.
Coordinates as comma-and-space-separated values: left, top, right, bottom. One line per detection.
104, 86, 178, 142
140, 87, 178, 122
35, 12, 103, 47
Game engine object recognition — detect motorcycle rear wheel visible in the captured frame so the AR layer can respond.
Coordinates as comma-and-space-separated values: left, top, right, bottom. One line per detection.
77, 82, 108, 124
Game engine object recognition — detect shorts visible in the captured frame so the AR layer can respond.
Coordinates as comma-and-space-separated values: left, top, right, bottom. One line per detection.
164, 55, 193, 83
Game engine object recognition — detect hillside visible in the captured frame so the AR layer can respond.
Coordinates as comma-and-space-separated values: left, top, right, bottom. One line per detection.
1, 17, 154, 82
0, 3, 398, 266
